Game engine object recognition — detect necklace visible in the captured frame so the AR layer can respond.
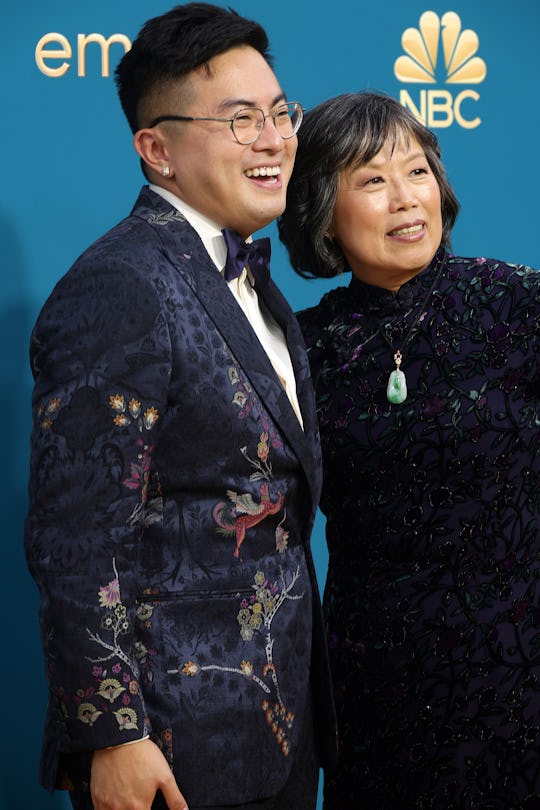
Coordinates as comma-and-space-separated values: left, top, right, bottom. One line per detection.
382, 252, 447, 405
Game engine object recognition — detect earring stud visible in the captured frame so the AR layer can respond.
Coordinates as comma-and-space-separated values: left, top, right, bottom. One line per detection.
162, 166, 170, 177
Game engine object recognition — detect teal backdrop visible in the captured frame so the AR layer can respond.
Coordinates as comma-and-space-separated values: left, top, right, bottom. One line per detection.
2, 1, 538, 807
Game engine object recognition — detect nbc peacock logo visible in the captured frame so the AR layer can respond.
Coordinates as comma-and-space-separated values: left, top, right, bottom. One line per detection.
394, 11, 487, 129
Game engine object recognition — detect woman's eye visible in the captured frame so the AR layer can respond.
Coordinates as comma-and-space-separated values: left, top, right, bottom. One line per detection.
348, 176, 382, 188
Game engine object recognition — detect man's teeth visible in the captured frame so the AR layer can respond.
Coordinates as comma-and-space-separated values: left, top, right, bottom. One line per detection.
245, 166, 280, 178
390, 224, 423, 236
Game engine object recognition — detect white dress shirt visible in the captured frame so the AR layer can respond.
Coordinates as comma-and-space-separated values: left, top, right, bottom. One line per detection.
149, 185, 303, 428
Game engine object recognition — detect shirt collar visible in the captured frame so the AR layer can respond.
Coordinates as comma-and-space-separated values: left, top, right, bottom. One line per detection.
149, 184, 253, 273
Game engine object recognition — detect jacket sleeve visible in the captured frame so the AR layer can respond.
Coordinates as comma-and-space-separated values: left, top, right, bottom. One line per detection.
25, 250, 171, 755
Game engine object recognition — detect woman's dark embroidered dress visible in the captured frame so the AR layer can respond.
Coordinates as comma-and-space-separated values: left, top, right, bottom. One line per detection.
299, 250, 540, 809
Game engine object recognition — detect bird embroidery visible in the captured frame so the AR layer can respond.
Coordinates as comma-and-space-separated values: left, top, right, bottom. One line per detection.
212, 482, 285, 558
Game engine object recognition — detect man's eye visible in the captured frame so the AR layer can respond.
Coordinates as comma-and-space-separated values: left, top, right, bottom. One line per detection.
235, 111, 256, 124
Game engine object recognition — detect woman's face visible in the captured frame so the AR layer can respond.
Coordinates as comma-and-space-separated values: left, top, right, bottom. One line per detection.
329, 134, 443, 290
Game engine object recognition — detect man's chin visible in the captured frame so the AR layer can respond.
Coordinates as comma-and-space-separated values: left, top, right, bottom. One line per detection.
250, 202, 287, 233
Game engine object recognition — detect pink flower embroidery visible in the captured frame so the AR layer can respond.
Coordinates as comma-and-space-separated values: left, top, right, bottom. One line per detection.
257, 432, 269, 462
98, 577, 121, 608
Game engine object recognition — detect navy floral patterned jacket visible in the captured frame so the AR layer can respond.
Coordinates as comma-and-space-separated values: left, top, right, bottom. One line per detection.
25, 186, 336, 804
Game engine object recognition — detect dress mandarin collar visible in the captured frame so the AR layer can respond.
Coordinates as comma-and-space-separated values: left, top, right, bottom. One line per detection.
347, 247, 446, 315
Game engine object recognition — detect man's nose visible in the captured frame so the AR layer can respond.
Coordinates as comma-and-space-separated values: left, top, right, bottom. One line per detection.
253, 114, 285, 150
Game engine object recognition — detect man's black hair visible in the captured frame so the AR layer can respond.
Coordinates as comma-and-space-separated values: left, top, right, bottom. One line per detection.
115, 3, 271, 133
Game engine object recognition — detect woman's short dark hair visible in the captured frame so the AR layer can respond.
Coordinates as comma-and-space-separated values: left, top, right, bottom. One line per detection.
279, 91, 460, 279
115, 3, 270, 134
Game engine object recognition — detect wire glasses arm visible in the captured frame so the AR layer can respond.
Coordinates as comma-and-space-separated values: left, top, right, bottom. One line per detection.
148, 114, 233, 128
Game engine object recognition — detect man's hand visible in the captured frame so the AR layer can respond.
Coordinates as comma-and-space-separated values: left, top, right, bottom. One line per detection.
90, 738, 188, 810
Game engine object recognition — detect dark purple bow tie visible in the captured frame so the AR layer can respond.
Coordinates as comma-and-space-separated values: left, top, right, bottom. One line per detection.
222, 228, 271, 286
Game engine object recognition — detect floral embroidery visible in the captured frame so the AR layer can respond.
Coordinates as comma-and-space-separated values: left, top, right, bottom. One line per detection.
96, 677, 125, 702
240, 431, 273, 481
77, 702, 102, 726
275, 513, 289, 553
210, 364, 292, 556
227, 366, 283, 452
134, 641, 156, 687
134, 589, 159, 685
240, 432, 272, 481
169, 566, 303, 755
109, 393, 163, 527
257, 432, 270, 462
51, 560, 144, 733
98, 575, 121, 608
35, 396, 62, 429
113, 707, 138, 731
109, 393, 125, 412
240, 660, 254, 677
237, 570, 282, 642
135, 599, 156, 626
151, 727, 173, 768
143, 406, 159, 429
262, 700, 295, 756
87, 563, 133, 671
147, 209, 185, 226
109, 394, 159, 432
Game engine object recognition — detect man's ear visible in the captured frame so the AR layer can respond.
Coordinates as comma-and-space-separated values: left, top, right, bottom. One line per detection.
133, 129, 174, 179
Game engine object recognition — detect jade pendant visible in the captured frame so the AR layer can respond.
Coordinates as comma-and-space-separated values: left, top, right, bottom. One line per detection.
387, 368, 407, 404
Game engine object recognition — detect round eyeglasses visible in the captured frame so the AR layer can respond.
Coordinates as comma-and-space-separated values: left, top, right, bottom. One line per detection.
148, 101, 304, 145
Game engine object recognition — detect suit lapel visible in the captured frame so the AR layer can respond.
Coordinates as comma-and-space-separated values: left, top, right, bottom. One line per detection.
255, 278, 320, 457
192, 257, 320, 497
132, 188, 320, 501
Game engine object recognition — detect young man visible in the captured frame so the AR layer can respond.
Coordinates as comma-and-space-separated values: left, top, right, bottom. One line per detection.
25, 4, 336, 809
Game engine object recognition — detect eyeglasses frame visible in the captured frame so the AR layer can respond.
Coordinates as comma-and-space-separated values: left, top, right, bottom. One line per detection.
147, 101, 304, 145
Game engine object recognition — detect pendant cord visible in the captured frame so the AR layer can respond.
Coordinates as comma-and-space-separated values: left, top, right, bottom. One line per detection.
381, 250, 447, 367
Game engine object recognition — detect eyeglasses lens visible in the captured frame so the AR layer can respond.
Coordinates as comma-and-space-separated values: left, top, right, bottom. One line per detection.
231, 104, 302, 144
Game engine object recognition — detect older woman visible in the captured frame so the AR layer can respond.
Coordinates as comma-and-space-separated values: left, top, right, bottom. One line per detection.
279, 91, 540, 809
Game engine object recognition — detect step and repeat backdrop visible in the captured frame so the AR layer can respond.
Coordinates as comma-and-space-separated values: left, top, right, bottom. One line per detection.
2, 0, 538, 807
